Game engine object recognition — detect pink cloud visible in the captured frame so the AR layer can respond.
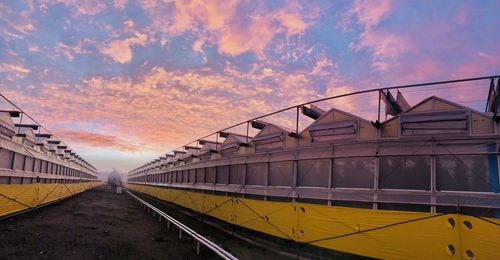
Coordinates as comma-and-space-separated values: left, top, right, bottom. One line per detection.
140, 0, 316, 57
348, 0, 412, 71
350, 0, 391, 29
452, 52, 500, 78
41, 0, 107, 16
100, 33, 149, 64
168, 0, 239, 33
218, 16, 278, 57
113, 0, 127, 10
0, 2, 37, 39
55, 42, 91, 61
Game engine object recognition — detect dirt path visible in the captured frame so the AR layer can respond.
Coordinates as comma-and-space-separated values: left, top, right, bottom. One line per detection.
0, 186, 215, 260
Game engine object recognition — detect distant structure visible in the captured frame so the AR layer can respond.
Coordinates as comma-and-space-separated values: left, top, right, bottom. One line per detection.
127, 76, 500, 259
107, 169, 122, 189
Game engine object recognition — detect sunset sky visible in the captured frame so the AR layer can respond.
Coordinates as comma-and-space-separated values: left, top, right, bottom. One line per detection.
0, 0, 499, 173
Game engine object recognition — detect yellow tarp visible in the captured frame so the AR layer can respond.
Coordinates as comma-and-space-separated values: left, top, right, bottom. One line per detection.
0, 182, 101, 218
127, 183, 500, 259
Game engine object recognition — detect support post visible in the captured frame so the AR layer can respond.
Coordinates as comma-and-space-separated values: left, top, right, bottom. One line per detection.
430, 140, 436, 213
246, 121, 250, 143
328, 158, 333, 206
292, 160, 298, 203
18, 112, 23, 133
486, 77, 495, 112
373, 154, 379, 210
295, 106, 300, 146
377, 90, 382, 122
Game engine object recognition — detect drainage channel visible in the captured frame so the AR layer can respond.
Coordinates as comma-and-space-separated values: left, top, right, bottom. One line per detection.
126, 190, 238, 260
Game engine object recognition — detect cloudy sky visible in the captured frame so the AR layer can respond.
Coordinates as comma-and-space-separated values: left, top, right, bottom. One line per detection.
0, 0, 499, 172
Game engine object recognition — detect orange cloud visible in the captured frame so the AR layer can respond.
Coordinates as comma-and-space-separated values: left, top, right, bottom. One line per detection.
0, 59, 345, 156
56, 129, 141, 152
218, 15, 278, 57
0, 63, 30, 74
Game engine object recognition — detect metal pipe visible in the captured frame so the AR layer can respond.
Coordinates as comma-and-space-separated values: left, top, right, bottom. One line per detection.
127, 190, 237, 260
295, 106, 299, 146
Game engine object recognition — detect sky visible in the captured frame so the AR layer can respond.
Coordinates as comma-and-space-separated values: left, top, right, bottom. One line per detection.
0, 0, 499, 173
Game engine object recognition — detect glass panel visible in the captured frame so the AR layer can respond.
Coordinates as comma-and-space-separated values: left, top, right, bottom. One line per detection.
0, 149, 14, 169
25, 157, 34, 171
436, 155, 494, 192
171, 171, 176, 183
47, 163, 52, 174
41, 160, 48, 173
176, 171, 182, 183
269, 161, 293, 186
229, 164, 244, 184
333, 157, 375, 188
13, 153, 25, 171
196, 168, 205, 183
379, 156, 430, 190
34, 159, 41, 173
182, 170, 189, 183
205, 167, 216, 183
189, 169, 196, 183
246, 163, 267, 185
10, 177, 22, 184
298, 159, 330, 187
216, 165, 229, 184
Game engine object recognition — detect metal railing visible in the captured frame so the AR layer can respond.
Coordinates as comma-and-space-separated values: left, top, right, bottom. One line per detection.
126, 190, 238, 260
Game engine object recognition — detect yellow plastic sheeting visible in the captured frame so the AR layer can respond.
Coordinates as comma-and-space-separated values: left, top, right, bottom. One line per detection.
0, 182, 101, 217
126, 184, 500, 259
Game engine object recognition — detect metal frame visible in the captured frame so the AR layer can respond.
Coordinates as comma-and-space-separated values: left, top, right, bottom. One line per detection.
130, 75, 500, 174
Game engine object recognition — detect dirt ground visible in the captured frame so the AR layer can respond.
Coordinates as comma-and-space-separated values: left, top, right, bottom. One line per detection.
0, 186, 217, 260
